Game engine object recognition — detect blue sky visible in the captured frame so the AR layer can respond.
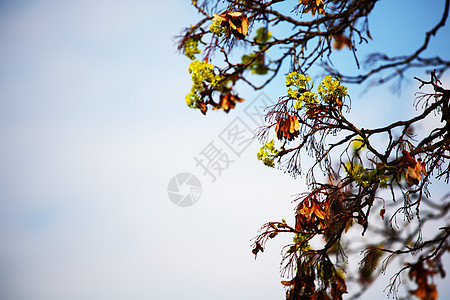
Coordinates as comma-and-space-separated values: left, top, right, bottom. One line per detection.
0, 0, 449, 299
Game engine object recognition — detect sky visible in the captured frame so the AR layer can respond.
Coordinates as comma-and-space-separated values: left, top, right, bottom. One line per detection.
0, 0, 449, 299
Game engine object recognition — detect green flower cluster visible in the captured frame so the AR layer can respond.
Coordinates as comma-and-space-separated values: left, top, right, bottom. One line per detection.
285, 72, 348, 111
186, 60, 222, 108
317, 75, 347, 105
209, 20, 224, 37
254, 27, 272, 46
345, 162, 389, 188
286, 72, 311, 89
257, 140, 279, 167
184, 38, 201, 60
286, 72, 318, 110
286, 233, 311, 253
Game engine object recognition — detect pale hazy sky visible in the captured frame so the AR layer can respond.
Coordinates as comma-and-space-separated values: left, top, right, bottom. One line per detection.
0, 0, 449, 299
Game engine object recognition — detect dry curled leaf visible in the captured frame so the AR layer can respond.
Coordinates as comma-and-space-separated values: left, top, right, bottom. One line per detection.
408, 262, 439, 300
297, 199, 326, 231
290, 115, 300, 133
333, 34, 352, 50
299, 0, 325, 16
402, 150, 427, 186
252, 241, 264, 258
406, 160, 427, 186
213, 93, 244, 112
275, 115, 300, 140
198, 100, 207, 115
402, 149, 416, 168
281, 280, 293, 286
417, 158, 427, 176
213, 11, 248, 39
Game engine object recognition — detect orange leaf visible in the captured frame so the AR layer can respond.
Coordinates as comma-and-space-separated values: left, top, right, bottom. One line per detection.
275, 115, 300, 141
198, 101, 207, 115
239, 16, 248, 36
213, 93, 244, 112
402, 149, 416, 168
226, 11, 243, 17
418, 158, 427, 176
313, 204, 326, 220
281, 280, 293, 286
213, 11, 248, 39
212, 13, 227, 22
406, 160, 423, 186
299, 203, 314, 221
226, 12, 248, 39
289, 115, 300, 133
333, 34, 352, 50
299, 0, 325, 16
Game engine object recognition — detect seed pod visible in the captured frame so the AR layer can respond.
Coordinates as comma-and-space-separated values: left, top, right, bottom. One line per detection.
402, 149, 416, 168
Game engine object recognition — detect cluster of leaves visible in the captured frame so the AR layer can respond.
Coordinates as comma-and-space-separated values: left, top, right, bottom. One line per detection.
275, 114, 300, 141
177, 2, 280, 114
178, 1, 450, 299
286, 72, 347, 113
252, 72, 450, 299
178, 0, 450, 110
403, 149, 428, 186
252, 187, 351, 299
177, 8, 255, 114
299, 0, 325, 16
185, 59, 245, 114
256, 73, 349, 178
179, 0, 449, 115
344, 162, 390, 189
257, 139, 280, 167
408, 261, 440, 300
